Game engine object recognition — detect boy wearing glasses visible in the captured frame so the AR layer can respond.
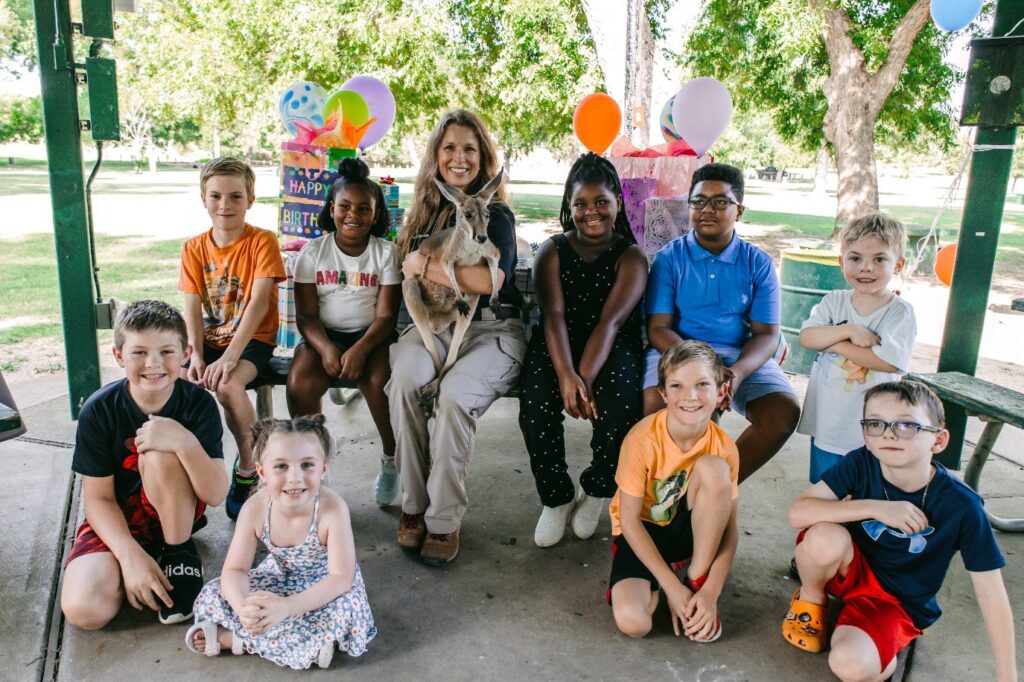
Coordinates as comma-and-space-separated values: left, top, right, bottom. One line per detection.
784, 381, 1015, 682
797, 212, 916, 483
645, 163, 800, 482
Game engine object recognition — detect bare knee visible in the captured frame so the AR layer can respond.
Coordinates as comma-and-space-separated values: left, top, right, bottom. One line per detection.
829, 644, 880, 682
691, 455, 731, 496
215, 379, 248, 408
614, 605, 653, 639
747, 393, 800, 435
138, 448, 184, 481
61, 562, 121, 630
798, 523, 851, 566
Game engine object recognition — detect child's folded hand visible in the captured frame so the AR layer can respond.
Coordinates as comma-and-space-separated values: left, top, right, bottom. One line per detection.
246, 590, 290, 632
664, 580, 694, 637
321, 345, 343, 378
683, 589, 718, 642
877, 500, 930, 535
846, 324, 880, 348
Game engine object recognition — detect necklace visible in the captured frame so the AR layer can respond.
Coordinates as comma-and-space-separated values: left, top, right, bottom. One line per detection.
882, 464, 933, 511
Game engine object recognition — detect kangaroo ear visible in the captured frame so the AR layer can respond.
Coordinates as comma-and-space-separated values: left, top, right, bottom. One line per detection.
433, 176, 465, 205
478, 166, 505, 201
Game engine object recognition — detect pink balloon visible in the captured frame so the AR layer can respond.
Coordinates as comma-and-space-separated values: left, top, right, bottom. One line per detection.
341, 75, 396, 149
670, 78, 733, 158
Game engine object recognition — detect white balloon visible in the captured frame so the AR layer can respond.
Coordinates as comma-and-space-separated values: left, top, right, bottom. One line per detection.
671, 78, 733, 158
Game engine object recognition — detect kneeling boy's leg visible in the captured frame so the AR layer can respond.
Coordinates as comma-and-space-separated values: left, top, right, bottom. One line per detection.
61, 551, 123, 630
794, 522, 855, 604
214, 359, 259, 471
829, 625, 896, 682
685, 455, 733, 581
611, 578, 659, 638
138, 449, 199, 545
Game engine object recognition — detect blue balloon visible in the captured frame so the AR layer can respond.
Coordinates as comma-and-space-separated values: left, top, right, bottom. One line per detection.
930, 0, 982, 32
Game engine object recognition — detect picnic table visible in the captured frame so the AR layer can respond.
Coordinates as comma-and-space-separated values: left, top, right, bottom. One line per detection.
908, 371, 1024, 533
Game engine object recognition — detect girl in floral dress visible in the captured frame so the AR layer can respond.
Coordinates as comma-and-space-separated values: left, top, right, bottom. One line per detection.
187, 415, 376, 669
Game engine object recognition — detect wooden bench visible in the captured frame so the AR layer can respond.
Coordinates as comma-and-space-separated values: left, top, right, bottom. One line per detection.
908, 371, 1024, 533
254, 267, 538, 420
252, 344, 524, 420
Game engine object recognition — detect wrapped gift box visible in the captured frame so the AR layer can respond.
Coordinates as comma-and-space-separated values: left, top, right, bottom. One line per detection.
643, 197, 690, 263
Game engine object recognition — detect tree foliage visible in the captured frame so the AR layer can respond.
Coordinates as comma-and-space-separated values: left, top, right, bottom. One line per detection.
684, 0, 959, 153
0, 95, 43, 143
0, 0, 34, 72
114, 0, 596, 159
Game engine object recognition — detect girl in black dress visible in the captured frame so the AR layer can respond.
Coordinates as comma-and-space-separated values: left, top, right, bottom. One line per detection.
519, 153, 648, 547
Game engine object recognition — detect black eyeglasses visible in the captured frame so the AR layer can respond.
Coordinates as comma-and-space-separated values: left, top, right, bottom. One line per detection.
687, 195, 740, 211
860, 419, 942, 440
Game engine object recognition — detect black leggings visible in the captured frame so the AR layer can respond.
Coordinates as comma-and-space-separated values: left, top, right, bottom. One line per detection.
518, 336, 642, 507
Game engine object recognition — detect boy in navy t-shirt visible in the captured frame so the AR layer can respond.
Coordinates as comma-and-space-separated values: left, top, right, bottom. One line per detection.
60, 300, 228, 629
783, 380, 1015, 681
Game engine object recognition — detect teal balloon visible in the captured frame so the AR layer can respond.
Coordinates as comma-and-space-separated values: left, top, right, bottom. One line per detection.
930, 0, 982, 32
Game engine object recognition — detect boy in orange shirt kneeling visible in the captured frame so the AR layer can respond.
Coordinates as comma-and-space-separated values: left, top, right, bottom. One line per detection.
608, 341, 739, 643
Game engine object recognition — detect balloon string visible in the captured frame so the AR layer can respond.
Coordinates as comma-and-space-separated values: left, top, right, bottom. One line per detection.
1002, 17, 1024, 37
901, 138, 1016, 280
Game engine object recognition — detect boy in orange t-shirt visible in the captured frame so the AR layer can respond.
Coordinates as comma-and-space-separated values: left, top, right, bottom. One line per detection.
608, 340, 739, 643
179, 157, 285, 520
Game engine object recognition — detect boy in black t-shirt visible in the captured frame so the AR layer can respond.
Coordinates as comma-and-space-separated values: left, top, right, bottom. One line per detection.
783, 381, 1015, 681
60, 300, 228, 628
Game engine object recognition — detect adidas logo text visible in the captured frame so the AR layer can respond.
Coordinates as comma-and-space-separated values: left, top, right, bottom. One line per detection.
164, 564, 202, 578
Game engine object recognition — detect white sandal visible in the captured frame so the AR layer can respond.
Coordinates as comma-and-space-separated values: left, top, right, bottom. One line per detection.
185, 621, 244, 656
318, 641, 335, 669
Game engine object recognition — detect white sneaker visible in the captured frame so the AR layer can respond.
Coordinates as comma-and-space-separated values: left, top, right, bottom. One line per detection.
533, 500, 575, 548
571, 488, 607, 540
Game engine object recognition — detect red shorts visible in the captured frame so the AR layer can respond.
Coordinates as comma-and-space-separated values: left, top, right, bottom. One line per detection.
797, 529, 921, 669
65, 487, 205, 566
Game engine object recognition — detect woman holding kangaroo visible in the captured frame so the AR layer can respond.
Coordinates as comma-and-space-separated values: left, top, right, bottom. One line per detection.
388, 109, 526, 566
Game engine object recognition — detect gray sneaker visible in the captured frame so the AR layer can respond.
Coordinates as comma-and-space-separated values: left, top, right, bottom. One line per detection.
373, 458, 399, 507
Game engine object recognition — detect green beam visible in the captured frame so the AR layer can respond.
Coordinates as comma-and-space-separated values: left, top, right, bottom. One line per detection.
32, 0, 101, 419
936, 0, 1023, 468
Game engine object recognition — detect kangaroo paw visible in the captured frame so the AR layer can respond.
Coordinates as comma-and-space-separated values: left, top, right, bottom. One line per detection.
489, 297, 501, 315
418, 379, 441, 415
456, 299, 471, 317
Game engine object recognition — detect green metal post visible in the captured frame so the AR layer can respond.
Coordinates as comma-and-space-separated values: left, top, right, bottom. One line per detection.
936, 0, 1023, 468
32, 0, 101, 418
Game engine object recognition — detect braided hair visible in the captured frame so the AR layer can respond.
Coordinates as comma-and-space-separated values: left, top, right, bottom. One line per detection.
317, 157, 391, 238
558, 152, 635, 244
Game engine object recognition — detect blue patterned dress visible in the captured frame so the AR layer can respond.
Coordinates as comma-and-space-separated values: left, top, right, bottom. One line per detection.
192, 495, 376, 669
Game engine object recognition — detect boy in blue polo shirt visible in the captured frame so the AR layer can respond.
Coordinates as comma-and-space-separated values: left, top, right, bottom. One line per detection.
644, 163, 800, 481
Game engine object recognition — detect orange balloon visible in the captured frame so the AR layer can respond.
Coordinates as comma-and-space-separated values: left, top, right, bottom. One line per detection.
573, 93, 622, 154
934, 243, 957, 286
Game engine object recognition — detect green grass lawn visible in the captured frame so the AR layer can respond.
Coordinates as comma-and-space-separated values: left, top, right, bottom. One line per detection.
4, 159, 1024, 372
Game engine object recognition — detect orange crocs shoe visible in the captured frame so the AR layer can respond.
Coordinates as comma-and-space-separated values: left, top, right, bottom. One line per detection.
782, 589, 827, 653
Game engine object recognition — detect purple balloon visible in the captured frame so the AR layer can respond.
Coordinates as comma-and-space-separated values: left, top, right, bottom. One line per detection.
341, 75, 396, 149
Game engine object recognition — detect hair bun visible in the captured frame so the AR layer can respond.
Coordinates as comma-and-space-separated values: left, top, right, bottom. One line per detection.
337, 157, 370, 183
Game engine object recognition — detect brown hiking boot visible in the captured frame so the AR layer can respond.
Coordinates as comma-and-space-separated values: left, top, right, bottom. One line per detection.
420, 529, 460, 566
397, 513, 426, 549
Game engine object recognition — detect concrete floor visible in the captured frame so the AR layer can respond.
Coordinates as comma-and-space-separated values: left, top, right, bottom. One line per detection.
2, 382, 1022, 682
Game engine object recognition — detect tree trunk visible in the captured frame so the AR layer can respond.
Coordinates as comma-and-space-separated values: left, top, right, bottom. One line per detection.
812, 142, 830, 194
814, 0, 931, 230
827, 94, 878, 222
212, 124, 221, 158
402, 137, 421, 171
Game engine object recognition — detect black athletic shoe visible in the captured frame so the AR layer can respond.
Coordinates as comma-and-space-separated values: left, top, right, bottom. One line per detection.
158, 540, 204, 625
225, 457, 259, 521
